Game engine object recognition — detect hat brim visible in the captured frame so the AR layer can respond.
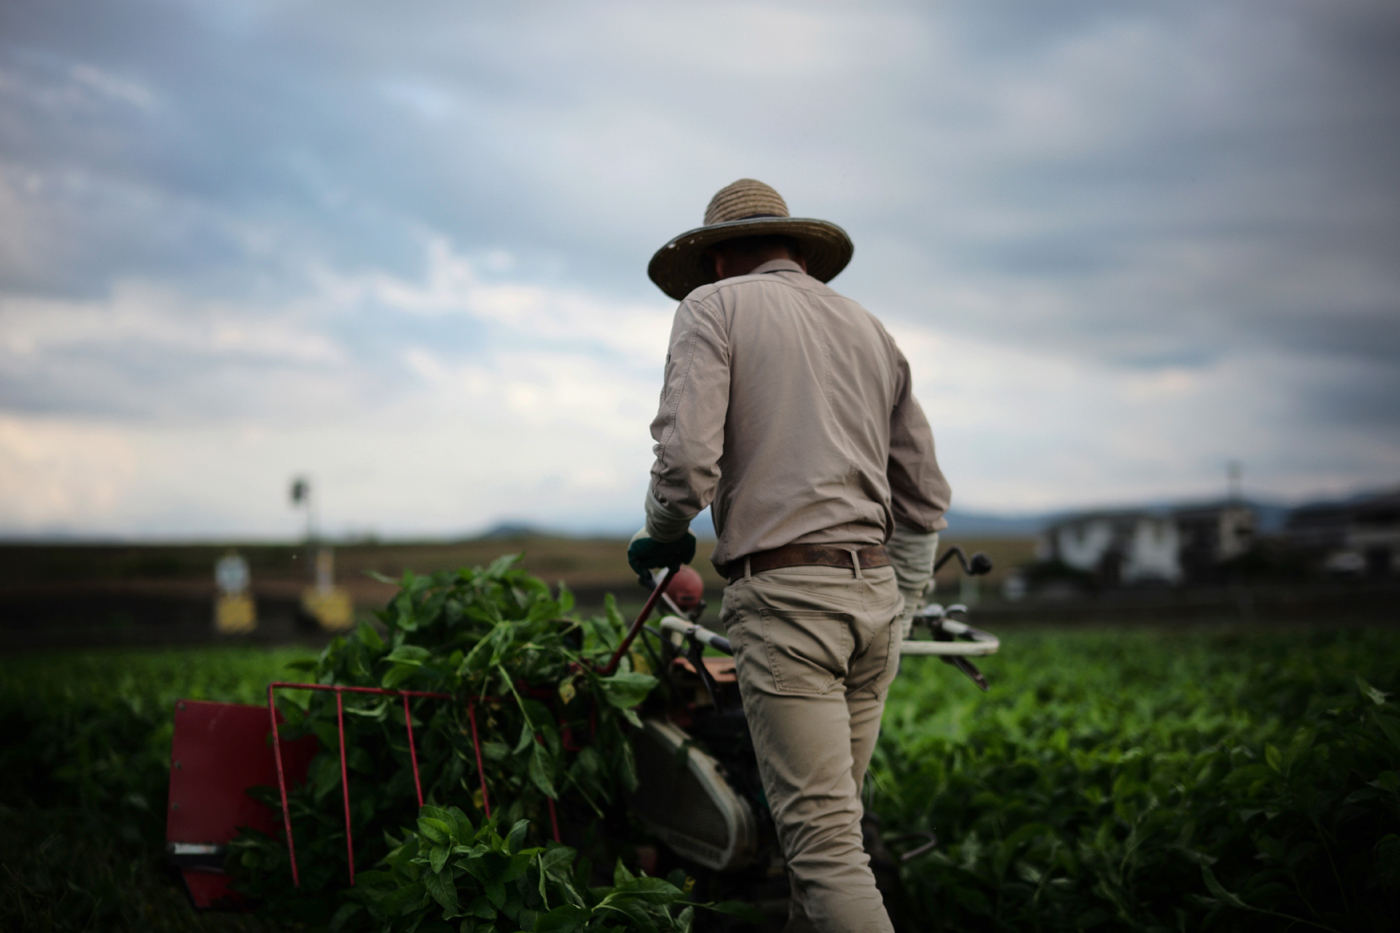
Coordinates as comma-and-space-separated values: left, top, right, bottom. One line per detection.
647, 216, 854, 301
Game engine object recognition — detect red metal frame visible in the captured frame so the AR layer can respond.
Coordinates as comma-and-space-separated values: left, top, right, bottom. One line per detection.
266, 682, 571, 887
267, 683, 452, 886
596, 566, 675, 676
466, 699, 490, 820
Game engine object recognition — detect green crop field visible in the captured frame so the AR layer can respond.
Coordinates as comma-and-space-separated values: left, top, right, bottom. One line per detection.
3, 609, 1398, 931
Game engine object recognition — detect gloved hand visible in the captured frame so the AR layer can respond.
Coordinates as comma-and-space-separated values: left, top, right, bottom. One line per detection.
627, 527, 697, 585
887, 526, 939, 641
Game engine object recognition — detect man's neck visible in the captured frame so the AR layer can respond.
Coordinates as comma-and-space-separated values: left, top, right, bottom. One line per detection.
713, 251, 808, 281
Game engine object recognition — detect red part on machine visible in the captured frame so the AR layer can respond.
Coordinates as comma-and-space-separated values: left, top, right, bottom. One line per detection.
664, 565, 705, 613
171, 684, 581, 906
166, 700, 317, 909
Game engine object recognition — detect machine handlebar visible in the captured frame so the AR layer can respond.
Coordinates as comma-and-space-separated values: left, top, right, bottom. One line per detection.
934, 546, 993, 576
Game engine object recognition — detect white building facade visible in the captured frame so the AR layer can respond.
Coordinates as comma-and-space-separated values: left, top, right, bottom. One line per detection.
1039, 511, 1183, 585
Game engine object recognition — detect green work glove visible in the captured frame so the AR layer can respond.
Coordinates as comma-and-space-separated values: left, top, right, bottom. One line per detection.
627, 528, 697, 585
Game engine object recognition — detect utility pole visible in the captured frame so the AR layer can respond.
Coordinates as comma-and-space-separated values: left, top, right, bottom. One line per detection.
1227, 461, 1242, 505
290, 475, 319, 587
289, 475, 352, 632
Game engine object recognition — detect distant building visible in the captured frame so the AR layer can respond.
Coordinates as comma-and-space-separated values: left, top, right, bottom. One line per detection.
1351, 492, 1400, 576
1174, 503, 1256, 580
1038, 510, 1182, 585
1281, 489, 1400, 576
1028, 490, 1400, 589
1282, 502, 1352, 552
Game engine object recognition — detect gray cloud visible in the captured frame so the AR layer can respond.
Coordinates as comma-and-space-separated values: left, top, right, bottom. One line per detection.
0, 0, 1396, 532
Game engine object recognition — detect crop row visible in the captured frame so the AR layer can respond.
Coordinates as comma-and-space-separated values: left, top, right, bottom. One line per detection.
875, 628, 1400, 931
3, 623, 1399, 930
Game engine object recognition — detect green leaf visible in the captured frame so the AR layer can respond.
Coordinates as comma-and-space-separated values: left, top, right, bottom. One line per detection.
576, 746, 602, 780
520, 699, 555, 732
620, 732, 639, 793
419, 816, 452, 846
1201, 866, 1249, 910
420, 804, 451, 822
468, 894, 495, 919
357, 620, 385, 653
533, 904, 590, 933
328, 901, 362, 931
607, 876, 684, 904
486, 553, 520, 577
597, 672, 658, 710
1371, 771, 1400, 795
381, 663, 418, 689
539, 845, 574, 880
387, 644, 431, 665
1358, 676, 1391, 706
311, 753, 341, 801
423, 865, 460, 916
705, 901, 766, 923
513, 722, 535, 755
445, 805, 475, 840
597, 897, 658, 933
377, 880, 429, 917
1374, 714, 1400, 751
613, 858, 635, 885
503, 849, 535, 883
506, 818, 529, 854
430, 844, 449, 874
530, 742, 558, 799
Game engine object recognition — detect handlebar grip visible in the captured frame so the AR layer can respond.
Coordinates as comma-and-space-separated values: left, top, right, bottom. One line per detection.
658, 616, 733, 656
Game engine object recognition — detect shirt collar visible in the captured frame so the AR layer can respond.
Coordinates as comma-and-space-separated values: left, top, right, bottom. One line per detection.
751, 258, 805, 276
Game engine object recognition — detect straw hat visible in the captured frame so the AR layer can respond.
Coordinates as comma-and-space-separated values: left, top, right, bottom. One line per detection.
647, 179, 854, 300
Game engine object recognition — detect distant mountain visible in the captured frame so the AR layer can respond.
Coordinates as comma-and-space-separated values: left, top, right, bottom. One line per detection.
476, 522, 550, 540
466, 488, 1394, 542
940, 509, 1049, 538
475, 508, 718, 541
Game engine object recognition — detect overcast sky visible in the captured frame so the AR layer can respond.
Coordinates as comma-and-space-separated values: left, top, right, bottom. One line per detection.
1, 0, 1397, 539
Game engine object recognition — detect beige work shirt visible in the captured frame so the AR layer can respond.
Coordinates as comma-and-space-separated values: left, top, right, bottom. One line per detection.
648, 258, 950, 571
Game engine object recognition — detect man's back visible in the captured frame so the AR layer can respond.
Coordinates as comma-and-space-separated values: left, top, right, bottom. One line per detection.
649, 258, 947, 569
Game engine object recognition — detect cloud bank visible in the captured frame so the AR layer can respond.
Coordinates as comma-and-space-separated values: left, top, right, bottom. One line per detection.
1, 0, 1396, 537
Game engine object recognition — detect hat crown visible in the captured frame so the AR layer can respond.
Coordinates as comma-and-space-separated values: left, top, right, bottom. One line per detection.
704, 179, 790, 226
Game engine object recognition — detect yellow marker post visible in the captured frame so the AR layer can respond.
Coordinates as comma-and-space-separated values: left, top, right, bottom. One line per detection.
302, 587, 354, 631
214, 551, 257, 635
302, 547, 354, 632
215, 593, 257, 634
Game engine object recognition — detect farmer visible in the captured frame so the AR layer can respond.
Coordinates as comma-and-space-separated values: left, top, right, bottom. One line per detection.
628, 179, 951, 932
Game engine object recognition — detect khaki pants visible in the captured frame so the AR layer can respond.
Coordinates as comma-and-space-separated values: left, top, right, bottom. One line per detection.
720, 561, 902, 933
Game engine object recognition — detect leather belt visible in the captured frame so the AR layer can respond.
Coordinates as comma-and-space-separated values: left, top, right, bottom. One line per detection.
726, 543, 889, 584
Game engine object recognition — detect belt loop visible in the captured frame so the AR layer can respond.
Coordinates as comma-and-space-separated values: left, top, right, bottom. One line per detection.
846, 547, 863, 580
744, 556, 752, 581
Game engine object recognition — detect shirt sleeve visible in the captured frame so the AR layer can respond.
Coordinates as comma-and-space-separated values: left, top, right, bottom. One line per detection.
887, 346, 951, 533
648, 295, 731, 520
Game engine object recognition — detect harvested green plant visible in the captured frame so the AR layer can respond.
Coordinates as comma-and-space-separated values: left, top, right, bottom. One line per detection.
228, 555, 746, 932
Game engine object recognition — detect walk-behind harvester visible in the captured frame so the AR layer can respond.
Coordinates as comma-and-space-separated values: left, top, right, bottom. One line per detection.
165, 548, 997, 929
